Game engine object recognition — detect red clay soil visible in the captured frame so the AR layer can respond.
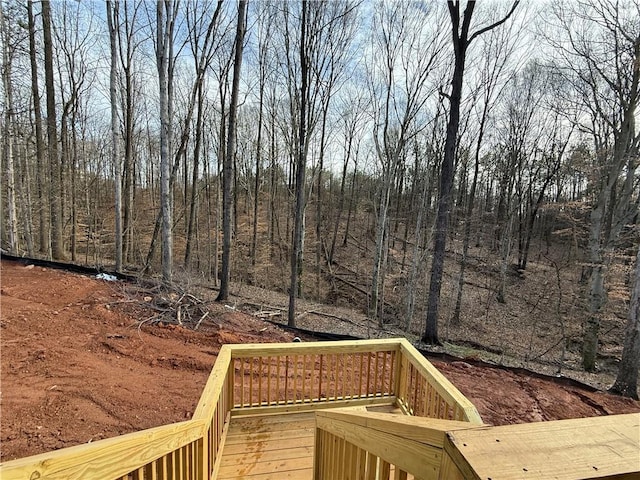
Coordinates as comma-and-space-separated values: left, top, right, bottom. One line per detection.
1, 259, 639, 462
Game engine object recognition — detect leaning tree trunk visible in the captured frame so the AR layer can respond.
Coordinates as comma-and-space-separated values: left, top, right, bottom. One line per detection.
609, 245, 640, 399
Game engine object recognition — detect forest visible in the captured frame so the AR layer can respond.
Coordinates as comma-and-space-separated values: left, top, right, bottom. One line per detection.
0, 0, 638, 397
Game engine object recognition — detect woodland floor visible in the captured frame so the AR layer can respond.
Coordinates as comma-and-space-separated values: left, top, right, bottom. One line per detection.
1, 258, 639, 462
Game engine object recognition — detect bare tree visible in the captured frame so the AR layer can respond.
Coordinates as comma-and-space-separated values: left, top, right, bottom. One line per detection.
423, 0, 519, 345
184, 0, 225, 269
41, 0, 65, 260
155, 0, 179, 284
217, 0, 247, 301
288, 0, 310, 326
106, 0, 122, 271
284, 0, 359, 326
26, 0, 48, 255
1, 1, 18, 253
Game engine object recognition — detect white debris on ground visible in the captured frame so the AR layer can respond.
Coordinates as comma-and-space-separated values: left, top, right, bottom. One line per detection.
96, 273, 118, 282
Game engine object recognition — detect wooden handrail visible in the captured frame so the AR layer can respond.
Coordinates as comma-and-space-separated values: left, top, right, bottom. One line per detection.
0, 420, 206, 480
397, 339, 482, 423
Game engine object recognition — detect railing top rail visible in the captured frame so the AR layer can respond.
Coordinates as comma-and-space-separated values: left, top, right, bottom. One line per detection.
226, 338, 403, 358
0, 419, 206, 480
316, 409, 479, 446
192, 345, 232, 421
398, 338, 483, 424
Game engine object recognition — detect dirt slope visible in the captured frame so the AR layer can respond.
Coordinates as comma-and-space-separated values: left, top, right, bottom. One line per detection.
1, 259, 638, 461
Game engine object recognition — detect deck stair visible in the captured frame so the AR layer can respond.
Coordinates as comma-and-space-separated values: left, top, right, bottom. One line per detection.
1, 338, 638, 479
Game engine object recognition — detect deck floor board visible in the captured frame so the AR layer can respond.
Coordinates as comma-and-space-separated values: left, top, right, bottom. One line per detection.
218, 412, 316, 480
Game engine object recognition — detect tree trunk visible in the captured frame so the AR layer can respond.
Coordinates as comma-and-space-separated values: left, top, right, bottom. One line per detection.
288, 0, 309, 327
329, 128, 355, 264
423, 0, 519, 344
157, 1, 173, 284
185, 84, 205, 268
406, 169, 430, 332
41, 0, 65, 260
27, 0, 48, 255
107, 0, 123, 272
251, 79, 265, 267
609, 245, 640, 399
424, 3, 472, 344
217, 0, 247, 301
1, 2, 18, 252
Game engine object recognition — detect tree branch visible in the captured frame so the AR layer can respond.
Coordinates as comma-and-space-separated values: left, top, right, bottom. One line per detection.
468, 0, 520, 45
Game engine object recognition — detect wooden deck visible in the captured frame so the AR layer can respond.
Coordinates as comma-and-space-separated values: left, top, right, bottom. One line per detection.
218, 412, 316, 480
3, 340, 636, 480
446, 413, 640, 480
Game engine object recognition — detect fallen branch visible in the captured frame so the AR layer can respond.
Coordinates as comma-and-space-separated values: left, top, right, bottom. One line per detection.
194, 311, 209, 330
253, 310, 282, 318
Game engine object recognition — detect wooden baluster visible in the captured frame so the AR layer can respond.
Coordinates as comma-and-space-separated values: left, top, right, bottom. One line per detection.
381, 351, 388, 395
365, 453, 378, 480
267, 356, 272, 405
319, 354, 324, 401
248, 357, 254, 407
284, 355, 289, 404
365, 352, 372, 397
276, 356, 281, 404
302, 354, 307, 402
258, 357, 263, 406
293, 354, 299, 402
379, 460, 391, 479
356, 446, 366, 479
374, 351, 380, 396
341, 354, 347, 400
394, 467, 408, 480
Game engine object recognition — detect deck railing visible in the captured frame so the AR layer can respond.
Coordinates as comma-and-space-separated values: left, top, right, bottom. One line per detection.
0, 338, 481, 480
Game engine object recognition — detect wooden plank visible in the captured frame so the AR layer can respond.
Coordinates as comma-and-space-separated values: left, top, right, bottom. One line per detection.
447, 413, 640, 480
227, 339, 402, 358
230, 395, 396, 417
226, 412, 316, 432
224, 427, 315, 446
218, 412, 316, 480
218, 468, 312, 480
223, 435, 315, 456
316, 410, 478, 448
438, 452, 465, 480
220, 446, 314, 467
